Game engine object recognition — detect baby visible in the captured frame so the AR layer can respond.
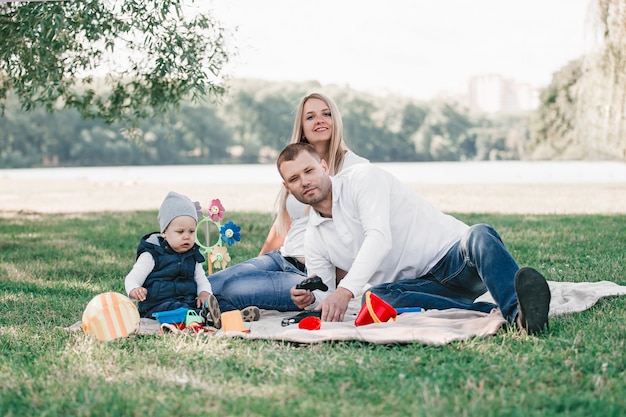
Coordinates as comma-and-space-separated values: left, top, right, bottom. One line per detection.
124, 191, 221, 328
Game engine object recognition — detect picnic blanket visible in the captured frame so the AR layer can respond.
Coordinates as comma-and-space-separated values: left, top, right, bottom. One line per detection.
67, 280, 626, 345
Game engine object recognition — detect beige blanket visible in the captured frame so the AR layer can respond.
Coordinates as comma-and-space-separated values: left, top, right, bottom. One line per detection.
68, 280, 626, 344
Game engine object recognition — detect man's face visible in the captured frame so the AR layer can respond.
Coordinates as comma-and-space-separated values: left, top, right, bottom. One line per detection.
279, 151, 331, 207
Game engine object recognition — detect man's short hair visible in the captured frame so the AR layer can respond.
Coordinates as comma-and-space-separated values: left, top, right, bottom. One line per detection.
276, 143, 321, 173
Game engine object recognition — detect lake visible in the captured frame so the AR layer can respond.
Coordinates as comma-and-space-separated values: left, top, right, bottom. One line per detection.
2, 160, 626, 185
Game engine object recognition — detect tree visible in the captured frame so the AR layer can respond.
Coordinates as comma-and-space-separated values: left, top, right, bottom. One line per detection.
576, 0, 626, 159
342, 97, 417, 162
411, 102, 473, 161
400, 103, 427, 138
527, 59, 583, 159
0, 0, 229, 127
529, 0, 626, 160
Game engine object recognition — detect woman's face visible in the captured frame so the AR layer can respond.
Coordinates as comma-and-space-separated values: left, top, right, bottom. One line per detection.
301, 98, 332, 147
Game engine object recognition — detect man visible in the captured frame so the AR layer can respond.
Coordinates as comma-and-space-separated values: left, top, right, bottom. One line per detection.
277, 142, 551, 334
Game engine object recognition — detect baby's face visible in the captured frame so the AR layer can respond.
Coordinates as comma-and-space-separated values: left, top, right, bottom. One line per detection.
161, 216, 197, 253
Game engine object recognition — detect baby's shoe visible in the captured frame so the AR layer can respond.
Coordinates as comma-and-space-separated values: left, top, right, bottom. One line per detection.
201, 294, 222, 329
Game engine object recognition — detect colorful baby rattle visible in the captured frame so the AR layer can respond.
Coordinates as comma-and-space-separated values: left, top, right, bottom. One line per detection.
194, 198, 241, 274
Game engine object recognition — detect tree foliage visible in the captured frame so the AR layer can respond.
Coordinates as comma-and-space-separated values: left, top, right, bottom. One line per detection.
529, 0, 626, 160
528, 59, 584, 159
578, 0, 626, 160
0, 79, 530, 168
0, 0, 229, 126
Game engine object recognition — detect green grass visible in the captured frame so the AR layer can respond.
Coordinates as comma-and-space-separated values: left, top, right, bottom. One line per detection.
1, 211, 625, 416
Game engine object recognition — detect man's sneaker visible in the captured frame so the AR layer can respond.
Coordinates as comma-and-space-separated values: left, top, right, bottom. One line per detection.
514, 267, 551, 335
201, 294, 222, 329
241, 306, 261, 322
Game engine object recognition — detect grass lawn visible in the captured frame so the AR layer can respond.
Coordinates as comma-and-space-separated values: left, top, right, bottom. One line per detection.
1, 211, 625, 416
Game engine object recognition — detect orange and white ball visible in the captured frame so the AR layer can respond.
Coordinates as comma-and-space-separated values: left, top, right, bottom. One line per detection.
82, 292, 140, 341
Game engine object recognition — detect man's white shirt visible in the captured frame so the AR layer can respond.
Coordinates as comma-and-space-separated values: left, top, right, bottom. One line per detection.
304, 164, 469, 307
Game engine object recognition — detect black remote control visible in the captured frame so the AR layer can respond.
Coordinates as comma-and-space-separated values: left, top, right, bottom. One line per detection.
281, 310, 322, 327
295, 276, 328, 292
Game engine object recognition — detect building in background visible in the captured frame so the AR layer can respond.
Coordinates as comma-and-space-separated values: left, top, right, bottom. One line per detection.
467, 74, 539, 114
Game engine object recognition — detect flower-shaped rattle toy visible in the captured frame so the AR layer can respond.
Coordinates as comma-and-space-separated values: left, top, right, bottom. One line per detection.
194, 199, 241, 274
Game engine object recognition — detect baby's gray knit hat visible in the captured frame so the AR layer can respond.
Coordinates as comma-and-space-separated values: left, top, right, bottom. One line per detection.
158, 191, 198, 232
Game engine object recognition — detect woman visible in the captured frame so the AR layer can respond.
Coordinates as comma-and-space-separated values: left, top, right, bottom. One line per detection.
209, 93, 368, 312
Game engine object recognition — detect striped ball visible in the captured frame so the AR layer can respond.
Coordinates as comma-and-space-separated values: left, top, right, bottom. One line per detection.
82, 292, 140, 341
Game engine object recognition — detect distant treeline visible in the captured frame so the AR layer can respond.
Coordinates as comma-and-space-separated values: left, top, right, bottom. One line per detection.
0, 79, 532, 168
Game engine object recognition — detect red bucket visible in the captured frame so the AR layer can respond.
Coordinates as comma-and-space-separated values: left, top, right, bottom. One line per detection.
298, 316, 322, 330
354, 291, 397, 326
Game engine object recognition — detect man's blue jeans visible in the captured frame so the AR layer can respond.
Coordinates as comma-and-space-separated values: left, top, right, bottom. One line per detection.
209, 250, 307, 312
369, 224, 520, 324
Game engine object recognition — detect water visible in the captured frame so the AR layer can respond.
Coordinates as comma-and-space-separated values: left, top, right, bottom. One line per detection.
2, 161, 626, 184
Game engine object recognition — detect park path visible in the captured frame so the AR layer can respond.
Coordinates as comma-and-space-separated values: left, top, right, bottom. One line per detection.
2, 161, 625, 216
1, 179, 624, 216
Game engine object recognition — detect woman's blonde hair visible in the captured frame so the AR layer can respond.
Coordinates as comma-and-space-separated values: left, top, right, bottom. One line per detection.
275, 93, 348, 235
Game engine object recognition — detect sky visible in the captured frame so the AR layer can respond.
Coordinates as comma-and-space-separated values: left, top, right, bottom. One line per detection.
210, 0, 597, 100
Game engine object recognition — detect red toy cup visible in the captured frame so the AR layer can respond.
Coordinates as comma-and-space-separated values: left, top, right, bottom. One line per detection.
298, 316, 322, 330
354, 291, 397, 326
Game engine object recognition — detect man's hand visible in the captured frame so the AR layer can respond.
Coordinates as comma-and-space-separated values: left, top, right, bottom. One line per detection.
320, 287, 353, 322
290, 287, 315, 309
